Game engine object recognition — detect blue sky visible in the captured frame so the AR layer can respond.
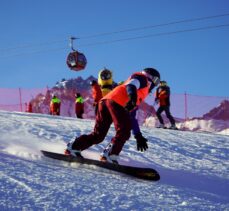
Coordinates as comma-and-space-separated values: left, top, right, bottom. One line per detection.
0, 0, 229, 97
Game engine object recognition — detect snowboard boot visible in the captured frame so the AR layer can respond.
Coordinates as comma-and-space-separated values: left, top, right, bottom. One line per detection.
100, 142, 119, 164
64, 141, 83, 158
169, 124, 178, 130
100, 154, 119, 164
157, 124, 166, 129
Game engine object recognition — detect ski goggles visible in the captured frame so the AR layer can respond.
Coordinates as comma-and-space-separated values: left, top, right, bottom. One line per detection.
147, 75, 160, 86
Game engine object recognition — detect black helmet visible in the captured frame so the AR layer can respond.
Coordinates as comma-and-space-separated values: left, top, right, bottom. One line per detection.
99, 68, 112, 80
143, 68, 160, 78
142, 68, 160, 86
76, 93, 81, 98
160, 80, 167, 86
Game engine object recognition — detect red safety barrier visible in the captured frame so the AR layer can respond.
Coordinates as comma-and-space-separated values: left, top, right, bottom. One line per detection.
0, 88, 228, 121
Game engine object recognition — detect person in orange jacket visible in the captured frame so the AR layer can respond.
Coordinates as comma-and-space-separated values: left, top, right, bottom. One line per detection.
155, 81, 177, 129
65, 68, 160, 163
90, 80, 103, 114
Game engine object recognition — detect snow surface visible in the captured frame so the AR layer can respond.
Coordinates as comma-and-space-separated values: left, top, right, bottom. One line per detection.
0, 110, 228, 210
144, 116, 229, 135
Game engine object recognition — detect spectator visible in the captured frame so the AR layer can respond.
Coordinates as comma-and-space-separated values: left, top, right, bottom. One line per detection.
75, 93, 84, 118
26, 102, 33, 113
50, 95, 61, 116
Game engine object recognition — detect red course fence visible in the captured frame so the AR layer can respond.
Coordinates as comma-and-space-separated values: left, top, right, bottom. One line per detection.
0, 88, 48, 112
0, 88, 228, 120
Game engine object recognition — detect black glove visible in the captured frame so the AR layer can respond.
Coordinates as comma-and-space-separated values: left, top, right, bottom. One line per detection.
125, 100, 136, 111
134, 133, 148, 152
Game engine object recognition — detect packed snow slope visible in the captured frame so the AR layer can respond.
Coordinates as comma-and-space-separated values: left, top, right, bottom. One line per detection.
0, 110, 228, 210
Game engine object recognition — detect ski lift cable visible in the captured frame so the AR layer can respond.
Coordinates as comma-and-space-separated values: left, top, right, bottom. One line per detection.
79, 12, 229, 39
0, 23, 229, 59
1, 39, 68, 52
79, 23, 229, 47
0, 47, 67, 59
0, 12, 229, 53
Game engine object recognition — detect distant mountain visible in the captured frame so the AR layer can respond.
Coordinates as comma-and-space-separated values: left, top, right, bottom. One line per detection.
55, 76, 96, 91
202, 100, 229, 121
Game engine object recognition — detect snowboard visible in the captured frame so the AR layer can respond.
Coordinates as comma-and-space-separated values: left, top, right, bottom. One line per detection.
41, 150, 160, 181
156, 126, 178, 130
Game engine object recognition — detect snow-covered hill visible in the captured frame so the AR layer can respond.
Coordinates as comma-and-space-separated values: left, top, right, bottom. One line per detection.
176, 100, 229, 134
0, 110, 228, 210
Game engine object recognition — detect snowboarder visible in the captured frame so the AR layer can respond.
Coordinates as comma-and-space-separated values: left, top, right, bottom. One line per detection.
50, 95, 61, 116
93, 75, 149, 153
155, 80, 177, 129
75, 93, 84, 119
65, 68, 161, 164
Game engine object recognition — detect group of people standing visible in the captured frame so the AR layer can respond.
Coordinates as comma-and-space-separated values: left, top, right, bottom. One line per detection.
90, 68, 177, 130
49, 93, 84, 118
65, 67, 177, 164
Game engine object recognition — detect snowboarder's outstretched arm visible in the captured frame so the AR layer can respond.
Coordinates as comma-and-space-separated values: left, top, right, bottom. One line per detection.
130, 107, 148, 152
124, 75, 149, 152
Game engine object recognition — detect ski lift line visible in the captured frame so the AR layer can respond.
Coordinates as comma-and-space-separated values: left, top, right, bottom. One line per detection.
0, 12, 229, 53
79, 23, 229, 47
0, 39, 68, 52
78, 13, 229, 39
0, 47, 67, 59
0, 23, 228, 59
